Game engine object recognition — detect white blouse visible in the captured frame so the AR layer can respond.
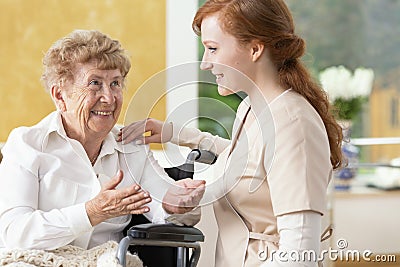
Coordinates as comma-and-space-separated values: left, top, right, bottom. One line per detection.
0, 111, 196, 250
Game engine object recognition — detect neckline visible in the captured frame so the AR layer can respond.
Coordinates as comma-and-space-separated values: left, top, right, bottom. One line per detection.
269, 88, 292, 105
228, 106, 252, 156
89, 143, 103, 166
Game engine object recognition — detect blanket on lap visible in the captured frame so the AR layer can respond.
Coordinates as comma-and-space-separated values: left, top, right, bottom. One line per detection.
0, 241, 142, 267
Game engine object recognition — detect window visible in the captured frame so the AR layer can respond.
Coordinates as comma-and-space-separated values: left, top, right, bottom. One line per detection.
198, 0, 400, 162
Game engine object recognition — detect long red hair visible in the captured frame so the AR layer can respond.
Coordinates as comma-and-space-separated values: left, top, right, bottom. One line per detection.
193, 0, 343, 169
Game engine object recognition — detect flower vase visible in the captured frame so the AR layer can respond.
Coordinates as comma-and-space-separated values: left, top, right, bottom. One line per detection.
334, 120, 360, 190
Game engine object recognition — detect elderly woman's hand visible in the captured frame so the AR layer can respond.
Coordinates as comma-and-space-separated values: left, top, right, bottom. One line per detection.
85, 170, 152, 226
162, 179, 206, 214
118, 118, 173, 145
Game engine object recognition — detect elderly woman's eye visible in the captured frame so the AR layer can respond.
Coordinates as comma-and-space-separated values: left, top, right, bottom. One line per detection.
88, 80, 102, 90
89, 80, 100, 85
111, 81, 120, 87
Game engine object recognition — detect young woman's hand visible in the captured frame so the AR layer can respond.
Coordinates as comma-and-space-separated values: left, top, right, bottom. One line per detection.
85, 170, 151, 226
162, 178, 206, 214
118, 118, 173, 145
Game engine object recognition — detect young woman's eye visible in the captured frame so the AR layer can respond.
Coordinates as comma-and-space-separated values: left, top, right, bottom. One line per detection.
208, 47, 217, 53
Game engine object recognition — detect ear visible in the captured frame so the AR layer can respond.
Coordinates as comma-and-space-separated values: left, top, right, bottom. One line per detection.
50, 84, 66, 112
250, 41, 264, 62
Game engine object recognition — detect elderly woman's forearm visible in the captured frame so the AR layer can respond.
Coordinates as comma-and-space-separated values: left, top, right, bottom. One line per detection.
0, 205, 92, 250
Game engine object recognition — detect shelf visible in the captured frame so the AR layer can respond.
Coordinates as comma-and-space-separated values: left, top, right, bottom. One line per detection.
350, 137, 400, 146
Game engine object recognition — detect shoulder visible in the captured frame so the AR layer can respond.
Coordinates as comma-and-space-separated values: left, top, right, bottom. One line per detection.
1, 112, 57, 172
270, 90, 317, 119
270, 90, 326, 135
4, 112, 57, 153
111, 126, 145, 155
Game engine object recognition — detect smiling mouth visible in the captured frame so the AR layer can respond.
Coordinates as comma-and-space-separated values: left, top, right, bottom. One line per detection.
215, 74, 224, 82
91, 111, 113, 116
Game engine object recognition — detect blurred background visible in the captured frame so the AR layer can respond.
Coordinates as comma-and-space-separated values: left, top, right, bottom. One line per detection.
1, 0, 399, 266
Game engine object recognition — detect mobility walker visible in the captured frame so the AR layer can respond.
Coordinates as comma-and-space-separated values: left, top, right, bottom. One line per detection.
116, 149, 217, 267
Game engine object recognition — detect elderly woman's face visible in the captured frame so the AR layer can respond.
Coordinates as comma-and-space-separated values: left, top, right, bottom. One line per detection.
60, 61, 123, 137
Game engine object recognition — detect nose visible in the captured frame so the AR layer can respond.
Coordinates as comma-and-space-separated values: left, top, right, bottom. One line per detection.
200, 53, 213, 70
200, 61, 213, 70
99, 84, 116, 104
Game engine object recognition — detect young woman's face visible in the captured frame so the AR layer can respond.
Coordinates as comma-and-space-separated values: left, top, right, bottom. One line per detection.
200, 14, 255, 96
60, 61, 124, 138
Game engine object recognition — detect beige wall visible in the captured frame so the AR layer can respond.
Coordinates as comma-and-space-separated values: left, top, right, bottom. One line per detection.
0, 0, 166, 142
370, 87, 400, 162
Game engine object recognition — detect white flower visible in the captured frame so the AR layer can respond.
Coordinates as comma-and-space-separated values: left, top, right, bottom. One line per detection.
319, 65, 374, 102
348, 68, 374, 98
319, 65, 351, 100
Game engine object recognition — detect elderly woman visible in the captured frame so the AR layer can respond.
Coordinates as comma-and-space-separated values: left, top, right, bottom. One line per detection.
0, 30, 204, 250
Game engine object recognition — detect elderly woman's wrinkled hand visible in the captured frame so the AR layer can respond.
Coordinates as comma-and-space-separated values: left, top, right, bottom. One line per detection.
85, 170, 151, 226
162, 178, 206, 214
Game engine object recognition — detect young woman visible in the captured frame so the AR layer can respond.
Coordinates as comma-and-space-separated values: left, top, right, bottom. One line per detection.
121, 0, 343, 266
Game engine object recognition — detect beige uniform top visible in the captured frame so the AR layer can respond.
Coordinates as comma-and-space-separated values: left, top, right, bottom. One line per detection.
171, 90, 332, 267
